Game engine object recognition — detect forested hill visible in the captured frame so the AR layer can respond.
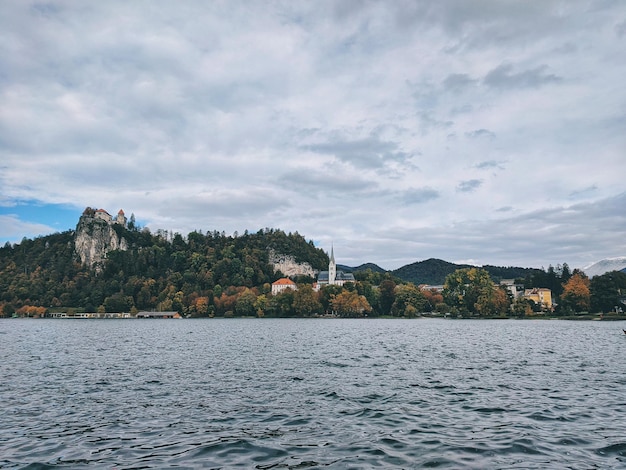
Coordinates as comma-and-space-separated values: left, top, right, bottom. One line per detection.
0, 221, 328, 315
338, 263, 386, 274
391, 258, 542, 285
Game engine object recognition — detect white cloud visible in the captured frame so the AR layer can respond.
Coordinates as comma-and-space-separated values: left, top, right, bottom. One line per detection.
0, 214, 56, 243
1, 0, 625, 269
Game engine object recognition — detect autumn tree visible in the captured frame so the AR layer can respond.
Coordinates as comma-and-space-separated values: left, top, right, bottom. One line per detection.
560, 272, 591, 313
392, 284, 427, 317
512, 297, 534, 317
293, 284, 322, 317
15, 305, 46, 317
331, 290, 372, 317
356, 281, 380, 316
318, 284, 343, 315
254, 294, 268, 317
422, 288, 444, 313
235, 288, 257, 316
267, 290, 295, 317
474, 286, 510, 317
443, 268, 495, 316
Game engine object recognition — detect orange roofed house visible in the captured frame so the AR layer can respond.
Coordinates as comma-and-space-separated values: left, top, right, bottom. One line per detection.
271, 278, 298, 295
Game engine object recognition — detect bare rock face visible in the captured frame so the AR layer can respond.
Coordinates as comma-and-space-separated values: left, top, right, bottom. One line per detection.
268, 249, 316, 277
75, 215, 128, 272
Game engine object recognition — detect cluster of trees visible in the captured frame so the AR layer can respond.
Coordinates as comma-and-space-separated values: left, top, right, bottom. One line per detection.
441, 266, 626, 317
442, 268, 510, 317
1, 219, 624, 318
203, 275, 438, 318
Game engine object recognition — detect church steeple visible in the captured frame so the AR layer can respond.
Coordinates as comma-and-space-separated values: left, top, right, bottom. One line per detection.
329, 244, 336, 285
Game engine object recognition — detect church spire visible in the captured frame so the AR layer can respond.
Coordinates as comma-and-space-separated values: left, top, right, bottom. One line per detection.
329, 244, 336, 285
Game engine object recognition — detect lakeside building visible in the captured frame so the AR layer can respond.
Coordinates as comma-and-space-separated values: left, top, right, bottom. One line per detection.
48, 312, 131, 319
271, 278, 298, 295
524, 288, 553, 310
314, 246, 355, 291
500, 279, 524, 299
136, 311, 181, 319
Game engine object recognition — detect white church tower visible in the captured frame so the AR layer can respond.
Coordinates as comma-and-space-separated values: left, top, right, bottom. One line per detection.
328, 245, 337, 285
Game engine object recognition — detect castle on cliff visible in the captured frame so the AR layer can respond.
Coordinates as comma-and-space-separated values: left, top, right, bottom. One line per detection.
82, 207, 127, 227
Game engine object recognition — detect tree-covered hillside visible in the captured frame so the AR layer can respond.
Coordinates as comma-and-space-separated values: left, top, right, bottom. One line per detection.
392, 258, 541, 285
392, 258, 471, 285
338, 263, 386, 274
0, 223, 328, 316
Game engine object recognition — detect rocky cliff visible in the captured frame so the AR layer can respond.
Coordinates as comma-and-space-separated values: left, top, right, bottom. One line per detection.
268, 249, 317, 277
75, 215, 128, 271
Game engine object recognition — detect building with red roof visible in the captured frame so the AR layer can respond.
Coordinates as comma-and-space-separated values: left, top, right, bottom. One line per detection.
271, 278, 298, 295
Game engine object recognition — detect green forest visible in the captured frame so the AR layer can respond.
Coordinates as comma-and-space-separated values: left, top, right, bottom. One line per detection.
1, 214, 625, 319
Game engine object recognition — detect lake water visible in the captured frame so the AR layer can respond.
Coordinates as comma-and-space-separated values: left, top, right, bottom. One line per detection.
1, 318, 626, 469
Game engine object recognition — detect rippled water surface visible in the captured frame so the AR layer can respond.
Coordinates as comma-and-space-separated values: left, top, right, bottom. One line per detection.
2, 318, 626, 469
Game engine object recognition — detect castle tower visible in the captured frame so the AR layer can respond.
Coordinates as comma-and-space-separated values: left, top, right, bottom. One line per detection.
116, 209, 127, 227
328, 245, 337, 285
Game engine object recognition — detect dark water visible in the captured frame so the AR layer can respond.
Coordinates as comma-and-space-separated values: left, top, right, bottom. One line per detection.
1, 318, 626, 469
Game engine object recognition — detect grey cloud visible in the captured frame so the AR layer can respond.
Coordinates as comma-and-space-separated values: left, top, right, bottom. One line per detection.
616, 20, 626, 38
277, 167, 377, 195
304, 136, 412, 169
569, 185, 598, 199
552, 42, 578, 54
158, 189, 291, 220
450, 104, 474, 115
371, 192, 626, 270
417, 112, 454, 135
474, 160, 506, 170
442, 73, 476, 93
466, 129, 496, 140
400, 188, 440, 204
457, 179, 483, 192
483, 64, 562, 90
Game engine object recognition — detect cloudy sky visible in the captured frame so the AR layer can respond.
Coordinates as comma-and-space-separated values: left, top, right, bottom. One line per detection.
1, 1, 625, 270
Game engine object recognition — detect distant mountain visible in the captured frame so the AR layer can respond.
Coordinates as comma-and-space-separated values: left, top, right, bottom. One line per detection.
391, 258, 469, 285
338, 263, 387, 274
390, 258, 541, 285
583, 257, 626, 278
480, 265, 544, 282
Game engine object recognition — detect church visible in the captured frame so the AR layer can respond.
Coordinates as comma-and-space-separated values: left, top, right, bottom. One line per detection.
315, 246, 355, 289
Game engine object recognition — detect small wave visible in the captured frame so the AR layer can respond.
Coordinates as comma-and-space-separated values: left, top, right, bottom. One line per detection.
319, 360, 349, 368
472, 407, 508, 413
595, 442, 626, 456
526, 411, 574, 422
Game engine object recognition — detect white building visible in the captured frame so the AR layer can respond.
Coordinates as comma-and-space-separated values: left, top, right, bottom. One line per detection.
272, 278, 298, 295
315, 246, 355, 289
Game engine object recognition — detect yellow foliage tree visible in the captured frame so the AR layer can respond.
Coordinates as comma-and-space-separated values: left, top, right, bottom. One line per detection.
560, 273, 590, 313
331, 290, 372, 317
